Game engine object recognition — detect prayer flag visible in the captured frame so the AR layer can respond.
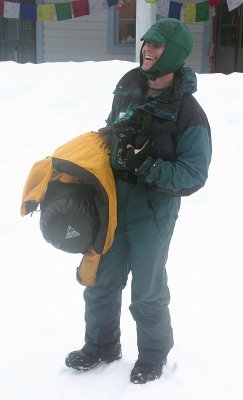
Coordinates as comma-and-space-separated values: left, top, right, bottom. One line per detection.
107, 0, 118, 6
55, 2, 72, 20
183, 3, 196, 23
20, 4, 37, 22
208, 0, 221, 5
0, 0, 4, 17
169, 1, 182, 19
157, 0, 170, 18
72, 0, 89, 17
226, 0, 243, 12
88, 0, 107, 14
3, 1, 20, 19
37, 4, 55, 21
196, 1, 209, 22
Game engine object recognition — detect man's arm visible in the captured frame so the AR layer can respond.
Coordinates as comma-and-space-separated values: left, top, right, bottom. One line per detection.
138, 124, 212, 196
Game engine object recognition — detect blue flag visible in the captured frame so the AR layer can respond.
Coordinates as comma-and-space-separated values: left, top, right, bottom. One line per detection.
168, 1, 182, 20
20, 4, 37, 21
107, 0, 118, 6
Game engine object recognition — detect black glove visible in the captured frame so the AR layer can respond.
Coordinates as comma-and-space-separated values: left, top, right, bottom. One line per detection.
115, 109, 147, 133
133, 120, 177, 161
98, 124, 136, 151
111, 113, 151, 164
111, 125, 137, 169
125, 140, 152, 173
98, 127, 113, 149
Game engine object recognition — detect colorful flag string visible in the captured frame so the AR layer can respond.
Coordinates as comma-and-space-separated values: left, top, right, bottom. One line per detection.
157, 0, 211, 22
0, 0, 113, 20
0, 0, 214, 22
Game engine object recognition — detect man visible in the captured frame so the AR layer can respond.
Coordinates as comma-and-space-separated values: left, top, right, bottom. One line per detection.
65, 18, 212, 384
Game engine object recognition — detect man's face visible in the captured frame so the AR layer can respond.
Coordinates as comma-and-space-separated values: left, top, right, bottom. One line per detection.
141, 42, 165, 71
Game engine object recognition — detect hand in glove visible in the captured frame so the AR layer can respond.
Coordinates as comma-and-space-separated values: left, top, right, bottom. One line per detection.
125, 139, 152, 174
112, 126, 137, 169
133, 119, 177, 161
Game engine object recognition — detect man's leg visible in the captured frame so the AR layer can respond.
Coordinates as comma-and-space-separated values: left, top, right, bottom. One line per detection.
125, 185, 176, 377
129, 227, 174, 364
65, 224, 129, 370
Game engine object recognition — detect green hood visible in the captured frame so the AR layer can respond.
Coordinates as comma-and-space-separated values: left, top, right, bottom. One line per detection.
140, 18, 193, 80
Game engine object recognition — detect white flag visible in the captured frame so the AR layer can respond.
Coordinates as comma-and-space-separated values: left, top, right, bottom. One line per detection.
157, 0, 170, 18
88, 0, 107, 14
3, 1, 20, 19
226, 0, 243, 11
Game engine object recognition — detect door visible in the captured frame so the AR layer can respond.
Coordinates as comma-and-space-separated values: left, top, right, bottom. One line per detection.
215, 2, 243, 73
0, 9, 36, 63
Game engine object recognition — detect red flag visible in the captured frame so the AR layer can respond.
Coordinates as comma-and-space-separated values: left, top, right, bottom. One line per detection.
208, 0, 221, 6
72, 0, 89, 18
0, 0, 4, 16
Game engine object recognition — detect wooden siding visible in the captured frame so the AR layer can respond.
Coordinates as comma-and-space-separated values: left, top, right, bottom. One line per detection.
184, 22, 208, 73
42, 8, 134, 62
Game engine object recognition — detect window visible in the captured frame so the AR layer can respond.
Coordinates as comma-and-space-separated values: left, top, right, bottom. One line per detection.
219, 3, 242, 47
0, 0, 36, 63
107, 0, 136, 55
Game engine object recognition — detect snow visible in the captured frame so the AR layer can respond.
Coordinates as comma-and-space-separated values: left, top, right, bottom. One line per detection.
0, 60, 243, 400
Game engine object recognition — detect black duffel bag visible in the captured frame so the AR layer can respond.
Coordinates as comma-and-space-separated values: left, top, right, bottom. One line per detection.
40, 181, 99, 254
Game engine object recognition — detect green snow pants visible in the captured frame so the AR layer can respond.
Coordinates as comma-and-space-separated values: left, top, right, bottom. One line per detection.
83, 178, 180, 363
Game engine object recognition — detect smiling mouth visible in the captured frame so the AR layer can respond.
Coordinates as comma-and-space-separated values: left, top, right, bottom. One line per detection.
144, 55, 156, 61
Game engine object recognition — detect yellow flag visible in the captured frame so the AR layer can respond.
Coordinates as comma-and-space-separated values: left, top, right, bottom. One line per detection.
183, 3, 196, 23
37, 4, 55, 21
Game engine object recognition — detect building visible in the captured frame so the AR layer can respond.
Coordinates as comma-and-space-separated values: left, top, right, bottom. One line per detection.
0, 0, 242, 74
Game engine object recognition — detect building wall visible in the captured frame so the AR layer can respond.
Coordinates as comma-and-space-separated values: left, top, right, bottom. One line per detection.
39, 1, 210, 72
42, 8, 135, 63
182, 21, 211, 73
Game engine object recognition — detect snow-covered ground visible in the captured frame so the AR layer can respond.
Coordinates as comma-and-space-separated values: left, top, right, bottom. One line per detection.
0, 60, 243, 400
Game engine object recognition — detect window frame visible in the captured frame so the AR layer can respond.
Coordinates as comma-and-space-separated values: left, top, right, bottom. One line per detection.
0, 17, 36, 63
107, 5, 135, 55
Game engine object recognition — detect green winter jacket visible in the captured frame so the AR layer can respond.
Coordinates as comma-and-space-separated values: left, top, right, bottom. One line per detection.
107, 67, 212, 197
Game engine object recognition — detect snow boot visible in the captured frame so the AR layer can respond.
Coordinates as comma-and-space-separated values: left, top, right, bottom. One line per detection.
65, 343, 122, 372
130, 359, 166, 384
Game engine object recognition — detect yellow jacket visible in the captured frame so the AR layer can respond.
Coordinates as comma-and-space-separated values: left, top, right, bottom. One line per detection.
20, 131, 117, 286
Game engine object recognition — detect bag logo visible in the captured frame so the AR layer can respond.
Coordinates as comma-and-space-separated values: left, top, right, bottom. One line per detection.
65, 225, 80, 240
